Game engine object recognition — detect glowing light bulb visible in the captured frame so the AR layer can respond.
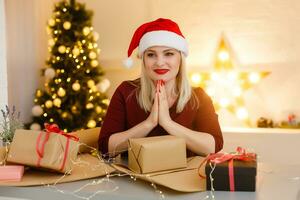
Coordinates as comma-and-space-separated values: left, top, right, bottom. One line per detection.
86, 103, 94, 109
72, 82, 81, 91
227, 71, 237, 81
191, 73, 202, 85
206, 87, 215, 97
211, 72, 219, 81
53, 98, 61, 107
87, 80, 95, 88
45, 100, 53, 108
236, 107, 248, 120
218, 50, 229, 61
87, 120, 96, 128
249, 72, 261, 83
57, 87, 66, 97
219, 98, 230, 108
48, 18, 55, 26
91, 60, 98, 67
83, 26, 91, 36
233, 86, 242, 97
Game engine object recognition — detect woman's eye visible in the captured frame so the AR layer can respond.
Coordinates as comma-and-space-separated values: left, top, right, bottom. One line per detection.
165, 52, 174, 56
146, 53, 155, 57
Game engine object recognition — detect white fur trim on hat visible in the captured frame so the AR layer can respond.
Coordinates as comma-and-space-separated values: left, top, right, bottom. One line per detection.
138, 30, 188, 57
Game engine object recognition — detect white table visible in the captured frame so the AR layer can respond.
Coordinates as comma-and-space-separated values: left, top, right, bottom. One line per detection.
0, 162, 299, 200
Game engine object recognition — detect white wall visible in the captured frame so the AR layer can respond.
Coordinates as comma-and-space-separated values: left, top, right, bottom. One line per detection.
222, 127, 300, 164
0, 0, 8, 110
5, 0, 300, 127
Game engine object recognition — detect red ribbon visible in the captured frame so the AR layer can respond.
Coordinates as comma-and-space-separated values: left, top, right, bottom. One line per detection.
36, 123, 79, 171
199, 147, 256, 191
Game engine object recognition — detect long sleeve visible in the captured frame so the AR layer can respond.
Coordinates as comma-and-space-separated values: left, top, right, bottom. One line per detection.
98, 83, 127, 155
194, 88, 223, 152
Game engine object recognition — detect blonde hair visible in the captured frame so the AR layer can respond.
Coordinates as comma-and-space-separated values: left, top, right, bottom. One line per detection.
135, 52, 198, 113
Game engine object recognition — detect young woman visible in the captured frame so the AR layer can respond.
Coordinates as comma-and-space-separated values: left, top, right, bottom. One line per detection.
98, 18, 223, 158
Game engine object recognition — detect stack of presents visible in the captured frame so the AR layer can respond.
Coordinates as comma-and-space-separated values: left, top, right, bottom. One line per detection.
0, 124, 257, 192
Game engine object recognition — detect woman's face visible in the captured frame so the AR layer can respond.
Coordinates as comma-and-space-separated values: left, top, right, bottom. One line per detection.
143, 46, 181, 83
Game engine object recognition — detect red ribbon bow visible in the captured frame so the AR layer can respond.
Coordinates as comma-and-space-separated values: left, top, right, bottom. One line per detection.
36, 123, 79, 171
199, 147, 256, 191
44, 123, 79, 141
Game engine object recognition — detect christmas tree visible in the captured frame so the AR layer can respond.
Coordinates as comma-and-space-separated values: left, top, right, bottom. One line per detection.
28, 0, 110, 132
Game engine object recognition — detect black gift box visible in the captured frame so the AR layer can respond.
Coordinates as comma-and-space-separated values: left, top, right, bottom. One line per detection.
205, 159, 257, 191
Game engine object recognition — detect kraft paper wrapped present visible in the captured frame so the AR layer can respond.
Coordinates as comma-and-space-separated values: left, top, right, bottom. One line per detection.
0, 148, 115, 186
128, 135, 187, 174
113, 156, 206, 192
0, 165, 24, 181
70, 127, 100, 154
7, 124, 79, 173
0, 145, 206, 192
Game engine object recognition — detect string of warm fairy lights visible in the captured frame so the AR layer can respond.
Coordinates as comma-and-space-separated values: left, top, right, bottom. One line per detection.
44, 143, 165, 199
189, 35, 270, 126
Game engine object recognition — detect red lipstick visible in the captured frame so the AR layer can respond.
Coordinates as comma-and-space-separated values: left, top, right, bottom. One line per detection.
154, 69, 169, 75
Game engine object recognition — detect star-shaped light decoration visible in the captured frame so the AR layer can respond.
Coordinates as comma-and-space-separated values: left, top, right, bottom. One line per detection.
190, 35, 270, 126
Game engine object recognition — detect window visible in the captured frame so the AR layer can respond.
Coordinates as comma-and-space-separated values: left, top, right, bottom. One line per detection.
0, 0, 8, 110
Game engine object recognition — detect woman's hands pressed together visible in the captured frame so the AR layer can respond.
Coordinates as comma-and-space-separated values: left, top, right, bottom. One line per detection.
145, 80, 173, 129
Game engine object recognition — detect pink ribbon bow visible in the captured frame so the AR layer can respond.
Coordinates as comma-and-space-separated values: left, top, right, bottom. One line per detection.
199, 147, 256, 191
36, 123, 79, 171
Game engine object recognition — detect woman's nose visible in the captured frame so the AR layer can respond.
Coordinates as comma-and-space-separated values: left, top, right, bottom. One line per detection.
155, 55, 166, 67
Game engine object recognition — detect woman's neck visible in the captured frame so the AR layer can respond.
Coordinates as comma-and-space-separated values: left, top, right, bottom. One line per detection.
164, 79, 178, 107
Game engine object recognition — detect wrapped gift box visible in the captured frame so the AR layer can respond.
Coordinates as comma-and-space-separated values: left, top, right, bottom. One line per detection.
128, 135, 187, 174
205, 159, 257, 191
7, 129, 79, 173
70, 127, 100, 154
0, 165, 24, 181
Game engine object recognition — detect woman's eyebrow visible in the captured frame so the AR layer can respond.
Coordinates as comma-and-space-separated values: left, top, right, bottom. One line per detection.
145, 48, 176, 53
163, 49, 176, 52
145, 50, 155, 53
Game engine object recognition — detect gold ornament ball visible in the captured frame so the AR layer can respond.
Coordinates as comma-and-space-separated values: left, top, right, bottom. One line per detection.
96, 106, 102, 114
46, 26, 51, 35
87, 80, 95, 88
72, 82, 81, 91
57, 87, 66, 97
83, 26, 91, 36
89, 51, 97, 59
48, 18, 56, 26
87, 120, 96, 128
63, 21, 72, 30
72, 47, 80, 56
53, 98, 62, 107
48, 39, 55, 46
90, 60, 98, 67
71, 106, 78, 114
61, 112, 68, 119
93, 32, 99, 41
92, 85, 98, 92
45, 100, 53, 108
102, 99, 110, 105
86, 103, 94, 109
58, 45, 66, 54
36, 90, 42, 97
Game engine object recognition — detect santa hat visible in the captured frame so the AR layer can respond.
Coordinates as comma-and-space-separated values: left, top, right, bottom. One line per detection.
123, 18, 188, 68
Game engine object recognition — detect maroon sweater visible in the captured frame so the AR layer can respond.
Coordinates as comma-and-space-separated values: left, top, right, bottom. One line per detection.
98, 80, 223, 156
